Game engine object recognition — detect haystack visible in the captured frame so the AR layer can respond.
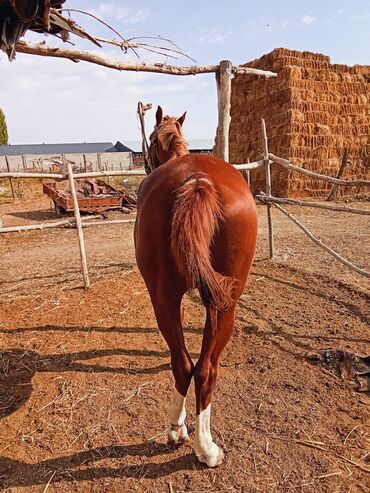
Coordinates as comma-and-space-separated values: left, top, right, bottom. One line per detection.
230, 48, 369, 197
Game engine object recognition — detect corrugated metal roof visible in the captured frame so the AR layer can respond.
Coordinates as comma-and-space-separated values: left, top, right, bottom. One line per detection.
0, 142, 118, 156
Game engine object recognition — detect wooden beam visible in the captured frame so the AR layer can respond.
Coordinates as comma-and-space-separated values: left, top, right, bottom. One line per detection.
14, 41, 277, 78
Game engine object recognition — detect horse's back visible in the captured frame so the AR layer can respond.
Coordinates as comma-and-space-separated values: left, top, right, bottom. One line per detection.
137, 153, 254, 214
135, 154, 258, 290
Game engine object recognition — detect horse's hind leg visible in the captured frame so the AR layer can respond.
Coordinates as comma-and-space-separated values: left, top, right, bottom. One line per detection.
150, 284, 194, 444
193, 306, 235, 467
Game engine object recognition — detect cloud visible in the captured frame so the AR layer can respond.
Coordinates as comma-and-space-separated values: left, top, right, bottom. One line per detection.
95, 3, 150, 24
198, 28, 233, 45
352, 13, 370, 21
301, 15, 316, 25
0, 52, 213, 143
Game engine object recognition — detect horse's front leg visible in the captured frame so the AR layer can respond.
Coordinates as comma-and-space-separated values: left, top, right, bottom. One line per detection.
151, 288, 193, 444
193, 306, 235, 467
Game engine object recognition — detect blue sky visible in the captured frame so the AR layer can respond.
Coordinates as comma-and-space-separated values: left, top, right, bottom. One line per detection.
1, 0, 369, 145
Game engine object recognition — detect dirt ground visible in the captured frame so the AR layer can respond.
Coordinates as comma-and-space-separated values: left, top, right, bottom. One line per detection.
0, 194, 369, 493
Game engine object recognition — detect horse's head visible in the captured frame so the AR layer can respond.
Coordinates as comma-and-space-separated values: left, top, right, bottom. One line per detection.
147, 106, 188, 172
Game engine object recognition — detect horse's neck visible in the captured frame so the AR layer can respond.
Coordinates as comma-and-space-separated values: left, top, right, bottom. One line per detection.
167, 135, 188, 160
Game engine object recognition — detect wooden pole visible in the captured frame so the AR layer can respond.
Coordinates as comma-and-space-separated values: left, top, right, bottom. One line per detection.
83, 154, 87, 173
4, 156, 16, 199
67, 163, 90, 289
262, 118, 274, 259
216, 60, 233, 161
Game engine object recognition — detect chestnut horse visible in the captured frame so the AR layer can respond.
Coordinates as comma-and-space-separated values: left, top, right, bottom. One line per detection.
134, 106, 257, 467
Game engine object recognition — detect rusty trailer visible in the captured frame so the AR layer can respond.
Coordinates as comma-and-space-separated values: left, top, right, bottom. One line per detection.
43, 179, 125, 214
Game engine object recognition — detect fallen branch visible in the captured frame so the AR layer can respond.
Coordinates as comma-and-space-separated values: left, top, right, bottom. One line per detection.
269, 153, 370, 187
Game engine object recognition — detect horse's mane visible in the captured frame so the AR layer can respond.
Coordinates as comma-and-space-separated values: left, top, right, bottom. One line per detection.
157, 116, 189, 155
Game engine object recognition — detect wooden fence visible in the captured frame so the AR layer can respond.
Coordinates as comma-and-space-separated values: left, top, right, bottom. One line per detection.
1, 140, 369, 288
2, 41, 368, 284
256, 119, 370, 279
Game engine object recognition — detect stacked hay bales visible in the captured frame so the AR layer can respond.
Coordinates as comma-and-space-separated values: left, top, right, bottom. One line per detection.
230, 48, 369, 197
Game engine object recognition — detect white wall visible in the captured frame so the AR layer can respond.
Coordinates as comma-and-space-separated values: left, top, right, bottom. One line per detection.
0, 152, 132, 172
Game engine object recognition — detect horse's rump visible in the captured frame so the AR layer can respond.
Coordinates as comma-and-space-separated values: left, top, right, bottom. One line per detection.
171, 172, 237, 311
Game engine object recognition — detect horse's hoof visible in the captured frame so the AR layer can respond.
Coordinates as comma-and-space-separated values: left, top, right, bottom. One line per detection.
197, 446, 224, 467
167, 423, 189, 445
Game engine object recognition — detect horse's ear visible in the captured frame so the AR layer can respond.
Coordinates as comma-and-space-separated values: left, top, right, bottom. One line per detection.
177, 111, 187, 127
155, 106, 163, 126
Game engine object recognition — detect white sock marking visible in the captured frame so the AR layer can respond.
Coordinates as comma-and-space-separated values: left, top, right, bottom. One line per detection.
167, 389, 189, 443
194, 404, 223, 467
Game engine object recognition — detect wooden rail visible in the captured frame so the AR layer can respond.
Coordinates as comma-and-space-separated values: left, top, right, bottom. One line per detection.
0, 161, 266, 179
256, 195, 370, 216
0, 170, 146, 179
259, 193, 370, 279
269, 153, 370, 187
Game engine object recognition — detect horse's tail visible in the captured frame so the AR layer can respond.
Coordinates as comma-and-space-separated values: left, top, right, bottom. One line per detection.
171, 173, 237, 311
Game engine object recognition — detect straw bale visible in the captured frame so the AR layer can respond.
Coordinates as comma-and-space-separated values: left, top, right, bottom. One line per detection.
230, 48, 369, 197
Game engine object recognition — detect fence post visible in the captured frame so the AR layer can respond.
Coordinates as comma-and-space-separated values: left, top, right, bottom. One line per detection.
5, 155, 16, 199
215, 60, 233, 162
67, 163, 90, 289
261, 118, 274, 259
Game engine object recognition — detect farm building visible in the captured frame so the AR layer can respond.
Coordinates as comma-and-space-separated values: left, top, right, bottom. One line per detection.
0, 140, 213, 172
230, 48, 370, 197
0, 141, 134, 172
